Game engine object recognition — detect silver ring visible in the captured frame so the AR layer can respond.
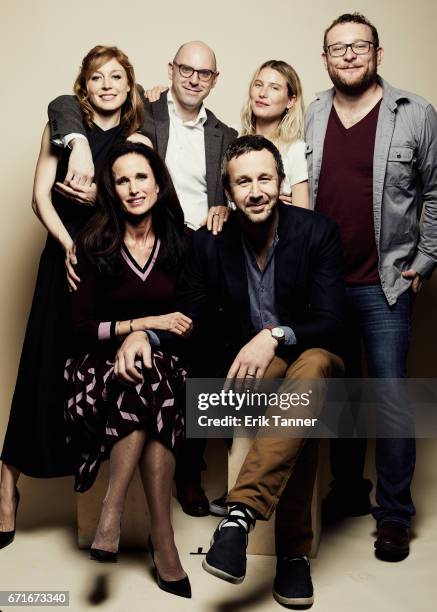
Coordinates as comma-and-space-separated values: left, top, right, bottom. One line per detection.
247, 372, 256, 377
213, 213, 220, 217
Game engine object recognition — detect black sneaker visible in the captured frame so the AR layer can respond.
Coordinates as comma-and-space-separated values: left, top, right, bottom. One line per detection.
202, 520, 247, 584
273, 556, 314, 607
209, 493, 228, 516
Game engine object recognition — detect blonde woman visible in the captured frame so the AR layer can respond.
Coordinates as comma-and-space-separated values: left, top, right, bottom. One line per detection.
240, 59, 309, 208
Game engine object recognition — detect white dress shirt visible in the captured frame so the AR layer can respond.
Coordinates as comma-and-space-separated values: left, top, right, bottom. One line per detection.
165, 90, 208, 230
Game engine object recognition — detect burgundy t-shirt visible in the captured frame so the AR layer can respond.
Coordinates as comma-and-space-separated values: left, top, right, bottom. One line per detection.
316, 100, 381, 285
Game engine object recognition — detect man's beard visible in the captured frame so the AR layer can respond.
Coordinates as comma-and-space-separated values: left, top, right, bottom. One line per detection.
328, 63, 378, 97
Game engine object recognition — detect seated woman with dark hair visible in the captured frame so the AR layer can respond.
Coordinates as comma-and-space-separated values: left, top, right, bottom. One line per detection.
65, 141, 192, 598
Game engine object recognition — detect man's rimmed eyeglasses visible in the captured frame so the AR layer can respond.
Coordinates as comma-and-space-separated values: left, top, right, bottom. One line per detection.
326, 40, 376, 57
173, 61, 216, 82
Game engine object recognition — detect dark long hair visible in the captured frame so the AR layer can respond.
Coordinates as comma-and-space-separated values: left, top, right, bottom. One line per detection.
79, 142, 187, 275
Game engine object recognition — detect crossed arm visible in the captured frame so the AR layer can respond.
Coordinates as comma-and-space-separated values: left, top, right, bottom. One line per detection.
69, 245, 192, 383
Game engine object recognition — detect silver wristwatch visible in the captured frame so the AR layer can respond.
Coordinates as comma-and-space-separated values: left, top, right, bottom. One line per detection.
268, 326, 285, 344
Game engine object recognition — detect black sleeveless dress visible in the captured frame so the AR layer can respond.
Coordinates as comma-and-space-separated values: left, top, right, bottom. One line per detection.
1, 123, 126, 477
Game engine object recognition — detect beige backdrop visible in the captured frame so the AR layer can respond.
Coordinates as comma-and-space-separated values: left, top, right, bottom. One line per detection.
1, 0, 436, 527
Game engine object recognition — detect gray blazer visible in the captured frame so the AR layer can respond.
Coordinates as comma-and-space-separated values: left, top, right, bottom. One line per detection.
305, 76, 437, 304
48, 91, 237, 210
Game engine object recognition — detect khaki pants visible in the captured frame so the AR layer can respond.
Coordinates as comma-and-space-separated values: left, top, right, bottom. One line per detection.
227, 348, 343, 556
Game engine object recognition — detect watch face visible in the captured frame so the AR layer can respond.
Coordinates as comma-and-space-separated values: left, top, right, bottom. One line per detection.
272, 327, 285, 340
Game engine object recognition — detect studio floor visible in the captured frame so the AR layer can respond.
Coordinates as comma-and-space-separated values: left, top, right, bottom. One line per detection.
1, 439, 435, 612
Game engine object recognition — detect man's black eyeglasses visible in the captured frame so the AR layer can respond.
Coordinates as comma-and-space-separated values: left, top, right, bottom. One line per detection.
173, 61, 216, 82
326, 40, 376, 57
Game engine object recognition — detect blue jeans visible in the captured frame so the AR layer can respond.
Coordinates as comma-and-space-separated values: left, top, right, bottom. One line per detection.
330, 284, 416, 527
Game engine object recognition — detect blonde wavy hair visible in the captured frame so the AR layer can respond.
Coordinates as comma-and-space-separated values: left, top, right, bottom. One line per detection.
241, 60, 305, 149
73, 45, 144, 133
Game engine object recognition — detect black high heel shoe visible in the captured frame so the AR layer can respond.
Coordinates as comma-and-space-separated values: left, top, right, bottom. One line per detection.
148, 537, 191, 598
90, 518, 120, 563
0, 487, 20, 550
90, 547, 118, 563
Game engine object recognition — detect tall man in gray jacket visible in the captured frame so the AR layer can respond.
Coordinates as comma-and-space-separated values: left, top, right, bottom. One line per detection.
305, 12, 437, 559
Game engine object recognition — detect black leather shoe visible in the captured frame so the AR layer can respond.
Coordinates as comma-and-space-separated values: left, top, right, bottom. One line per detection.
148, 538, 191, 598
176, 480, 209, 517
322, 479, 372, 526
90, 548, 118, 563
0, 487, 20, 550
273, 556, 314, 607
202, 521, 247, 584
374, 521, 410, 561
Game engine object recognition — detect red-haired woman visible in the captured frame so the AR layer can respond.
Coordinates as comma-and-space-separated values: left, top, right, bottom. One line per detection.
0, 45, 150, 548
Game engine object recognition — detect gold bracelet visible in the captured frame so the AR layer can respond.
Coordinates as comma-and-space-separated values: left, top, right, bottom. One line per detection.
115, 321, 119, 336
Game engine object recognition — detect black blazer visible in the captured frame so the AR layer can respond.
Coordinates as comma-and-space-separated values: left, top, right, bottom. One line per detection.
158, 203, 345, 375
48, 91, 237, 208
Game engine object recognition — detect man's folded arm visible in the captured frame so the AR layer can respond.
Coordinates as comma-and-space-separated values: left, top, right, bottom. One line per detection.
48, 95, 87, 146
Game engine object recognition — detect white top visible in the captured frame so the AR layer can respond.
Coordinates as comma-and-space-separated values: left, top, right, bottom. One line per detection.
165, 90, 208, 230
279, 139, 308, 195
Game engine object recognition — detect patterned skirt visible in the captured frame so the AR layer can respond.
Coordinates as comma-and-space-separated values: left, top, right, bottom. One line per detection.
64, 350, 186, 492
